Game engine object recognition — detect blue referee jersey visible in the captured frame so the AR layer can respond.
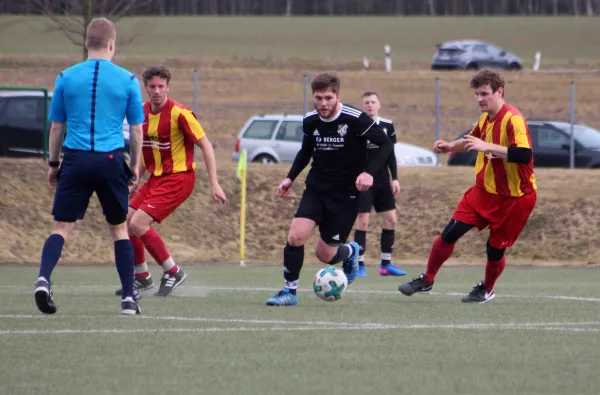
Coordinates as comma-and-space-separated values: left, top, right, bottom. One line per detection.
49, 58, 144, 152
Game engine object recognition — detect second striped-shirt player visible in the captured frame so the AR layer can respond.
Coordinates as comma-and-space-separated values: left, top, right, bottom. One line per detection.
115, 65, 227, 298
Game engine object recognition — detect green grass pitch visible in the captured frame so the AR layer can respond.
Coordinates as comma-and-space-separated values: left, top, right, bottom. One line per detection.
0, 264, 599, 395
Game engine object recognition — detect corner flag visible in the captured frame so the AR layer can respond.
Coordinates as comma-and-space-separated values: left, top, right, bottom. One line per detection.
237, 149, 248, 267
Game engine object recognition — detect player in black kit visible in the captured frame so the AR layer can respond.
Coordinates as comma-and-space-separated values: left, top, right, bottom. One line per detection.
354, 91, 407, 278
265, 73, 393, 306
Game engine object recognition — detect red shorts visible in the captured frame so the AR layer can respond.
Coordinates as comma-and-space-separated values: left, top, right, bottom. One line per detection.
452, 186, 536, 249
130, 171, 196, 223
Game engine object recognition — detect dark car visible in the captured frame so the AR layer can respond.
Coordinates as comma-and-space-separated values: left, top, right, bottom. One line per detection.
447, 121, 600, 168
0, 90, 131, 159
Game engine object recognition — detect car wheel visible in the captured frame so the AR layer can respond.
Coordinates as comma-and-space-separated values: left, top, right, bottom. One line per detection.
253, 154, 277, 164
466, 62, 478, 70
508, 62, 522, 71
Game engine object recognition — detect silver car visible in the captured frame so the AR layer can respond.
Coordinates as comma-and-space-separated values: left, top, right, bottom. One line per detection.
231, 114, 439, 166
431, 40, 523, 71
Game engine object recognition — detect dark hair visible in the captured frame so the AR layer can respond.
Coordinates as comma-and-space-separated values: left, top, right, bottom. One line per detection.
470, 69, 505, 94
85, 18, 116, 50
142, 65, 171, 85
362, 91, 379, 99
311, 72, 340, 94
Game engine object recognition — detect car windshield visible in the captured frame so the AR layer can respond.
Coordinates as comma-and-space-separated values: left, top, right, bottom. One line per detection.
557, 124, 600, 149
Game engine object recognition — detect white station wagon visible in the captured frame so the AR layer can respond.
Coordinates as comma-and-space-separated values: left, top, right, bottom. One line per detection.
231, 114, 439, 166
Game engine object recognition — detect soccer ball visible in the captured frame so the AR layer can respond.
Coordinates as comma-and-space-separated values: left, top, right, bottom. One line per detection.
313, 267, 348, 302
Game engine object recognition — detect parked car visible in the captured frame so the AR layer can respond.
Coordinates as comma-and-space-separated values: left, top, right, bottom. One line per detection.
0, 90, 131, 158
447, 120, 600, 168
231, 114, 439, 166
431, 40, 523, 71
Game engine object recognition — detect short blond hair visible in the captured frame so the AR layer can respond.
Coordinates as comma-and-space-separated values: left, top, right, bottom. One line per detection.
85, 18, 116, 50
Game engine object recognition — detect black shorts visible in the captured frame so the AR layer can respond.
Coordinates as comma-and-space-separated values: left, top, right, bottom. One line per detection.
52, 149, 130, 225
357, 183, 396, 214
294, 189, 359, 245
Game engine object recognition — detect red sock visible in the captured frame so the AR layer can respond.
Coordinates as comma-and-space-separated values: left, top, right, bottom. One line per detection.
130, 236, 150, 278
131, 235, 146, 265
483, 257, 506, 290
140, 228, 171, 265
424, 236, 455, 284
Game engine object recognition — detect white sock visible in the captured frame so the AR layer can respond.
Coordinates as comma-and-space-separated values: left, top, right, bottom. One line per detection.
134, 262, 149, 275
161, 257, 176, 272
285, 280, 298, 290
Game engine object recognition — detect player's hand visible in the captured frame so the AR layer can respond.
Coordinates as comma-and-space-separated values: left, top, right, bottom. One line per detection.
128, 182, 139, 199
433, 140, 451, 154
391, 180, 401, 195
276, 178, 293, 198
210, 182, 228, 205
127, 166, 139, 195
356, 172, 373, 192
464, 135, 489, 153
47, 167, 59, 188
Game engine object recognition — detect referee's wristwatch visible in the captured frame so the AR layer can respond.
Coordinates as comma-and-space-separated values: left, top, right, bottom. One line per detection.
48, 160, 60, 168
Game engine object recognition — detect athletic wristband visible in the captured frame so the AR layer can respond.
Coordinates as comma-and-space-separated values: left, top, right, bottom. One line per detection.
48, 161, 60, 168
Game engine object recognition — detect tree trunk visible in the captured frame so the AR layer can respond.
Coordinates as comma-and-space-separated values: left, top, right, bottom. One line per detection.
586, 0, 594, 15
573, 0, 580, 15
395, 0, 404, 14
285, 0, 292, 15
427, 0, 435, 15
467, 0, 474, 14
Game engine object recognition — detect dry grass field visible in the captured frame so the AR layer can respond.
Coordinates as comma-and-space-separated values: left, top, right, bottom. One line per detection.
1, 16, 600, 266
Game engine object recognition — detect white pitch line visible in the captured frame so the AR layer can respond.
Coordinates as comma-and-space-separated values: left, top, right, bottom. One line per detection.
1, 284, 599, 303
1, 323, 600, 335
2, 314, 600, 333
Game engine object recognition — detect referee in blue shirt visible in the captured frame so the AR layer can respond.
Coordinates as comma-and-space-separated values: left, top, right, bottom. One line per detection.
34, 18, 145, 316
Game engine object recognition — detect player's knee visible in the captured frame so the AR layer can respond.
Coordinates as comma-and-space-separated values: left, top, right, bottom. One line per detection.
486, 242, 506, 261
287, 232, 308, 247
381, 211, 397, 229
108, 222, 129, 241
126, 208, 136, 225
52, 221, 75, 240
315, 243, 335, 263
440, 219, 472, 244
356, 213, 370, 230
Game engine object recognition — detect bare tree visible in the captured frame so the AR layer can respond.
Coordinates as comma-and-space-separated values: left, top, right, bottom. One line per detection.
585, 0, 594, 15
427, 0, 435, 15
572, 0, 580, 15
26, 0, 154, 60
285, 0, 292, 16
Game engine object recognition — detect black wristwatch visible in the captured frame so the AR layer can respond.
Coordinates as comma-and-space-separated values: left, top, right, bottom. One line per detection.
48, 160, 60, 168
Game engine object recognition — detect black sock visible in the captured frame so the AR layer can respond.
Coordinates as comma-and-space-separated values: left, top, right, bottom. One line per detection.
114, 239, 134, 300
328, 244, 353, 265
381, 229, 395, 266
354, 229, 367, 267
284, 242, 304, 294
39, 234, 65, 281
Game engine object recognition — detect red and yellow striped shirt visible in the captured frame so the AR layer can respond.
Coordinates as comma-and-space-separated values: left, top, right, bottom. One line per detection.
142, 98, 206, 177
469, 103, 537, 197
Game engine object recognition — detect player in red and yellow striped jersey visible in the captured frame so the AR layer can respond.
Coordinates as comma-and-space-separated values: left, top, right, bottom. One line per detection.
115, 65, 227, 298
399, 69, 537, 303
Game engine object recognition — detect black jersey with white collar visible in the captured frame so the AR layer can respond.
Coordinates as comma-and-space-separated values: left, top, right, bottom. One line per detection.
286, 104, 393, 193
366, 117, 398, 186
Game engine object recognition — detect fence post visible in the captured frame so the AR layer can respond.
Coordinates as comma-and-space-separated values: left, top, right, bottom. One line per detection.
193, 68, 199, 115
435, 77, 441, 165
193, 69, 199, 160
303, 73, 308, 115
570, 81, 575, 169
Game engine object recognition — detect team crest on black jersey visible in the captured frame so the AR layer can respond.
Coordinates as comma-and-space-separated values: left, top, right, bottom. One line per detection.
337, 124, 348, 137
